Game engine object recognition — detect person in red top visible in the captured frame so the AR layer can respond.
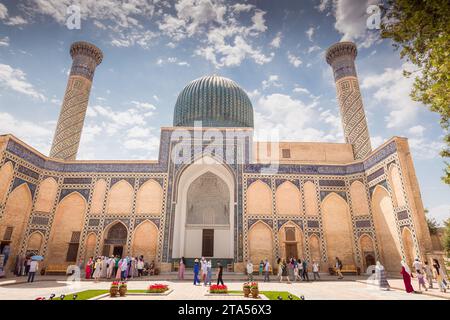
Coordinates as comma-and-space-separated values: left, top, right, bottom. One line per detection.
400, 260, 414, 293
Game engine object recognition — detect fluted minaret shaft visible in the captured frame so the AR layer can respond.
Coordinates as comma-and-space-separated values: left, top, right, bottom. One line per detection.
49, 41, 103, 160
326, 42, 372, 160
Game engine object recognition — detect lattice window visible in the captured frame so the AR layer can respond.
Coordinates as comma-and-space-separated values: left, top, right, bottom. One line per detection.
285, 227, 296, 241
107, 224, 127, 240
282, 149, 291, 159
66, 243, 79, 262
3, 227, 13, 241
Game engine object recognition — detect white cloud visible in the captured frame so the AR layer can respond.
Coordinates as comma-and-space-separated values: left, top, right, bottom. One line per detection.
361, 63, 421, 128
270, 32, 282, 48
262, 75, 281, 90
428, 204, 450, 225
254, 93, 340, 142
315, 0, 331, 12
0, 36, 9, 47
306, 27, 315, 41
4, 15, 28, 26
408, 125, 426, 137
0, 3, 7, 20
231, 4, 254, 13
408, 137, 444, 160
156, 56, 190, 66
308, 45, 321, 54
251, 10, 267, 32
287, 53, 302, 67
370, 135, 385, 149
333, 0, 380, 48
0, 112, 53, 154
293, 86, 310, 95
0, 64, 46, 101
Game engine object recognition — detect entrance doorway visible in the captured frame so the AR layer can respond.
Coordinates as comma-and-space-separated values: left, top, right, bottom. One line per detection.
285, 243, 298, 259
113, 246, 123, 257
202, 229, 214, 257
365, 254, 376, 269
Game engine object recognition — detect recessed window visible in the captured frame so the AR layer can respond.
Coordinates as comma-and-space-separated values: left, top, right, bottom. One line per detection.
282, 148, 291, 158
3, 226, 13, 241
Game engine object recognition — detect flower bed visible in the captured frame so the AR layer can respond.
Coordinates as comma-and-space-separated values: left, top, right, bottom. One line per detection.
146, 283, 169, 293
209, 284, 228, 294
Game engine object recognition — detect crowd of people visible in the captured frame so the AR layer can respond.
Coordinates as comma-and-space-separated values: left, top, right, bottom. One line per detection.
399, 258, 448, 293
84, 255, 155, 281
177, 257, 224, 286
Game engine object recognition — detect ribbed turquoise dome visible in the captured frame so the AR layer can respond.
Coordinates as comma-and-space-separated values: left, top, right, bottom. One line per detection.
173, 75, 254, 127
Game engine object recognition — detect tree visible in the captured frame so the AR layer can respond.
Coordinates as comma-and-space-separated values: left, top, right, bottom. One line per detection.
444, 218, 450, 257
381, 0, 450, 183
425, 210, 439, 235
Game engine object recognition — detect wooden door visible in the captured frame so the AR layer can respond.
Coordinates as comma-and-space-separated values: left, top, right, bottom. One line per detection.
202, 229, 214, 257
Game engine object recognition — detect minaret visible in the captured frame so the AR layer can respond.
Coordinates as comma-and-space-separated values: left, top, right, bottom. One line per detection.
49, 41, 103, 160
326, 42, 372, 160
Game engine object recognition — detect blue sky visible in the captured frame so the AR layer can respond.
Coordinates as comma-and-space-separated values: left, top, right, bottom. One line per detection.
0, 0, 448, 224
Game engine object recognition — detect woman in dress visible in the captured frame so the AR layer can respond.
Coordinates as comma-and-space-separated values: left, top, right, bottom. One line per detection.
115, 259, 122, 279
178, 257, 185, 280
400, 260, 414, 293
85, 257, 93, 279
93, 257, 102, 282
433, 259, 447, 293
101, 256, 108, 278
375, 261, 390, 290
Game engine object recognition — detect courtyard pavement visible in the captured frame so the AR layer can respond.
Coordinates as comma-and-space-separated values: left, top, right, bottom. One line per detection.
0, 274, 448, 300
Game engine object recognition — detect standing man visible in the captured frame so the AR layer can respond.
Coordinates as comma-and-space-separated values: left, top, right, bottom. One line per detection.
193, 259, 200, 285
312, 261, 320, 280
335, 257, 344, 280
137, 256, 144, 277
27, 259, 38, 283
412, 258, 422, 275
302, 259, 309, 281
246, 260, 254, 281
264, 258, 270, 282
216, 261, 224, 286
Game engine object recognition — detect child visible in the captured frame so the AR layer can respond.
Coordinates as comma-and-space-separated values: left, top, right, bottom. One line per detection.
417, 270, 427, 292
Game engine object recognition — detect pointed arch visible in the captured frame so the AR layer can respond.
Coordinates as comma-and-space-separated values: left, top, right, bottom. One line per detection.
278, 221, 303, 259
304, 181, 319, 216
402, 227, 415, 268
91, 179, 107, 214
359, 234, 376, 270
248, 221, 273, 265
26, 231, 44, 255
0, 183, 32, 269
84, 233, 97, 262
389, 164, 406, 207
371, 185, 402, 271
275, 181, 301, 215
136, 179, 163, 215
350, 180, 369, 216
34, 177, 58, 213
309, 234, 321, 264
247, 180, 272, 215
107, 180, 133, 215
101, 220, 128, 257
47, 192, 86, 264
0, 161, 14, 204
132, 220, 158, 262
321, 192, 355, 265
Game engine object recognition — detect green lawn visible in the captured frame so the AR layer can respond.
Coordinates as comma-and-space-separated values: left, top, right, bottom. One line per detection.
62, 289, 148, 300
228, 290, 301, 300
60, 289, 301, 301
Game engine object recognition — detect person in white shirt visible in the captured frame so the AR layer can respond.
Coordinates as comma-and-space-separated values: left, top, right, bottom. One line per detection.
137, 256, 144, 277
312, 261, 320, 280
27, 260, 38, 283
412, 258, 422, 275
246, 261, 254, 281
264, 259, 270, 282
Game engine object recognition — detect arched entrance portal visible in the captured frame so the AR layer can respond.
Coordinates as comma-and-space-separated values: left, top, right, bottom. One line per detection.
172, 157, 234, 263
103, 222, 128, 257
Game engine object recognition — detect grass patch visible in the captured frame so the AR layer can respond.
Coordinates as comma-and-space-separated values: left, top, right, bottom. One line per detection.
62, 289, 149, 300
228, 290, 300, 300
62, 290, 108, 300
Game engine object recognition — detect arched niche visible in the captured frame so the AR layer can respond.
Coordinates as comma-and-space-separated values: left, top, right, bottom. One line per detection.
371, 185, 402, 271
248, 221, 273, 265
136, 179, 163, 215
275, 181, 301, 215
107, 180, 133, 215
0, 161, 14, 204
246, 180, 272, 215
321, 192, 355, 266
278, 222, 303, 259
304, 181, 319, 216
91, 179, 107, 214
132, 220, 158, 262
350, 180, 369, 216
34, 177, 58, 213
